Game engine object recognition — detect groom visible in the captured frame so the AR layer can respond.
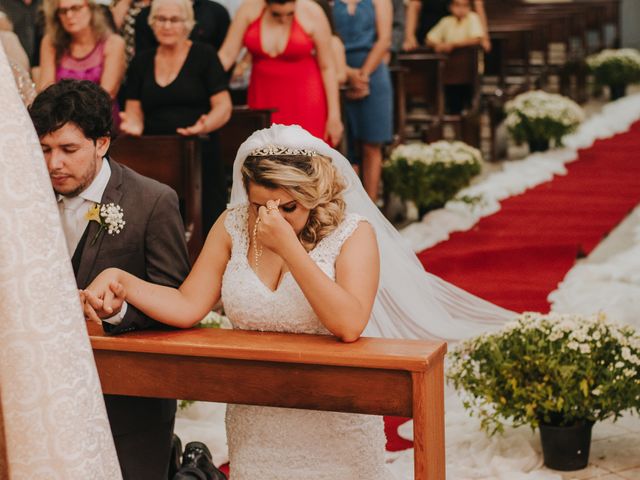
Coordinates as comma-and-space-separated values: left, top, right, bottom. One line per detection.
29, 80, 208, 479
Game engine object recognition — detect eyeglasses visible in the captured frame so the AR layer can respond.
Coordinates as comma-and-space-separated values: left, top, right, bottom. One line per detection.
151, 15, 186, 26
56, 3, 88, 17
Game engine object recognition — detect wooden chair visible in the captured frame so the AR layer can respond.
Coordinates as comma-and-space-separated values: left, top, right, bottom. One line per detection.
109, 135, 203, 263
87, 322, 447, 479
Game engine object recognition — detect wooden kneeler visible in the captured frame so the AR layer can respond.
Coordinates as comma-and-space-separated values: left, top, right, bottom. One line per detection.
88, 323, 447, 479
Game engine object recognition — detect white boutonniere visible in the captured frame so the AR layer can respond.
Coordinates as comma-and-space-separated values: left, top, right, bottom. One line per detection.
85, 203, 126, 245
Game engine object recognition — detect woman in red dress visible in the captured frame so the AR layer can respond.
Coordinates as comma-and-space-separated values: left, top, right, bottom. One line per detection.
218, 0, 343, 145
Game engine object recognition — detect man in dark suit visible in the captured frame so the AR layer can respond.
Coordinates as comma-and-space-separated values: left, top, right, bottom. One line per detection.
29, 79, 190, 480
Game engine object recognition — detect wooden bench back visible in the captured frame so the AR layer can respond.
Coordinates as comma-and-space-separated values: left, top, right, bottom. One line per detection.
109, 135, 203, 262
398, 51, 446, 116
219, 107, 275, 170
87, 324, 448, 479
443, 46, 482, 86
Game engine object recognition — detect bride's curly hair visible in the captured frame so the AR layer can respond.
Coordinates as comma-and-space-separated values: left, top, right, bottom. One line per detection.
242, 154, 347, 251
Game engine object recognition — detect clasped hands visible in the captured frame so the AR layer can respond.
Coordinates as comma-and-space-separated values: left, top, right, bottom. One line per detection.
345, 68, 370, 101
78, 279, 126, 325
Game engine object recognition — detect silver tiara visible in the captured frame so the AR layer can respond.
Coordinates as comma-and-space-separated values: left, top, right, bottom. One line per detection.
249, 145, 318, 157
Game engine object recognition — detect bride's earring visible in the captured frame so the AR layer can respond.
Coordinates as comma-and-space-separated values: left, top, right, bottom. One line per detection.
252, 217, 263, 273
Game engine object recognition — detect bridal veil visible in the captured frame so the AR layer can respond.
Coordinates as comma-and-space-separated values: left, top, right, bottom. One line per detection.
229, 124, 515, 341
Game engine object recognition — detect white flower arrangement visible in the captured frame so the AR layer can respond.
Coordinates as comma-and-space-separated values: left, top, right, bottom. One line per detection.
586, 48, 640, 70
389, 140, 483, 166
586, 48, 640, 88
384, 141, 483, 215
504, 90, 584, 148
449, 312, 640, 434
85, 202, 126, 245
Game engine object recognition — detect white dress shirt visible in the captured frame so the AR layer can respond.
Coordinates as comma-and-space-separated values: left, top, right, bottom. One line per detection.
57, 158, 127, 325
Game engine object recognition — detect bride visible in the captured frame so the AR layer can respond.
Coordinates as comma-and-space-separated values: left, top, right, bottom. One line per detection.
84, 123, 515, 478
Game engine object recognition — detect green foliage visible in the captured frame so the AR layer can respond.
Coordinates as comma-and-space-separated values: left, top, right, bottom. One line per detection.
179, 400, 195, 410
587, 49, 640, 87
507, 114, 576, 147
504, 91, 584, 147
448, 312, 640, 435
383, 141, 482, 214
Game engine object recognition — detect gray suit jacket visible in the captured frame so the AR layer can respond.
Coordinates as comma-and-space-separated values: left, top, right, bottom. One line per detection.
74, 158, 190, 436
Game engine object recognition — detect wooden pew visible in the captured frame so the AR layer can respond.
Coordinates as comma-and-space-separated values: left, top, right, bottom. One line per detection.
88, 323, 447, 479
218, 106, 275, 170
442, 46, 483, 148
397, 50, 447, 142
109, 135, 203, 263
486, 22, 538, 92
389, 64, 408, 146
486, 0, 621, 102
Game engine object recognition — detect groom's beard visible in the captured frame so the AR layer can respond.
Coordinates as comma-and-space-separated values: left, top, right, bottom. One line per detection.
51, 155, 100, 198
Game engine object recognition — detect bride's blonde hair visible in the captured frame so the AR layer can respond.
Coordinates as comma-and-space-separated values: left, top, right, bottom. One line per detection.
242, 154, 346, 251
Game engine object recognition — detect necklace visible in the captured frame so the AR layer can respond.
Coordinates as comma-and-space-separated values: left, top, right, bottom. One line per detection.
252, 217, 263, 273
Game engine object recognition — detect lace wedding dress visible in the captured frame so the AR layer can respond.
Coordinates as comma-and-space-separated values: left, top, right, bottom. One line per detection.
220, 205, 393, 479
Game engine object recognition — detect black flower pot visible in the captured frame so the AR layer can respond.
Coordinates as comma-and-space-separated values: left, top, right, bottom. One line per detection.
608, 84, 627, 101
528, 138, 550, 153
539, 420, 594, 471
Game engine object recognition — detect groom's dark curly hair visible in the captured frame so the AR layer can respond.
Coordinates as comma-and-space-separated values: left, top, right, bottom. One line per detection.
29, 79, 113, 142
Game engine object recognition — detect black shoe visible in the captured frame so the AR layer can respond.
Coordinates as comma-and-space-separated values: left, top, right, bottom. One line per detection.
168, 434, 183, 480
175, 442, 227, 480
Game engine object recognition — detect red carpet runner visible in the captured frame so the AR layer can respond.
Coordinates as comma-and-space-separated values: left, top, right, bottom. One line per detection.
384, 121, 640, 452
219, 123, 640, 473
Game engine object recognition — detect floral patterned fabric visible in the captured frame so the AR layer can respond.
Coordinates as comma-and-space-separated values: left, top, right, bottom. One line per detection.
0, 44, 121, 479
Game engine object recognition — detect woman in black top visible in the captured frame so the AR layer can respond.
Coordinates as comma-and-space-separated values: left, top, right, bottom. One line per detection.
121, 0, 232, 232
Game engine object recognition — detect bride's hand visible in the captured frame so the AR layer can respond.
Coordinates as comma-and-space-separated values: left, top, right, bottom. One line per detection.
256, 203, 299, 256
83, 268, 127, 319
83, 282, 126, 321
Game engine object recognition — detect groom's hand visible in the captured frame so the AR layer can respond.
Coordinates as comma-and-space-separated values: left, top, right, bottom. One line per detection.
79, 289, 102, 325
82, 282, 127, 321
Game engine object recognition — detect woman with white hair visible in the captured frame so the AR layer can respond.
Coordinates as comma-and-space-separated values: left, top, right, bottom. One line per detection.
121, 0, 233, 232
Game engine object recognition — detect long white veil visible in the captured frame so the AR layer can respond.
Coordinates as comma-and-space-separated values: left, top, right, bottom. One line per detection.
229, 124, 515, 341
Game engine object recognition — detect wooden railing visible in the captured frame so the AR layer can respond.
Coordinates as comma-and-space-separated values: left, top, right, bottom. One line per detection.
87, 323, 447, 479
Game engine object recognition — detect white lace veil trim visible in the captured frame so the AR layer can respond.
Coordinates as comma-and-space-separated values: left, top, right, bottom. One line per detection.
229, 124, 515, 341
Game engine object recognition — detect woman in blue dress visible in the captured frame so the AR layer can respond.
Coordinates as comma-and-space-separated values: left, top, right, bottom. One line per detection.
333, 0, 393, 201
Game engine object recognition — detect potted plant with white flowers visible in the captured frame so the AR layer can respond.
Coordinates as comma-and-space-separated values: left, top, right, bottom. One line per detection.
587, 48, 640, 100
448, 312, 640, 471
383, 140, 483, 218
505, 90, 585, 153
